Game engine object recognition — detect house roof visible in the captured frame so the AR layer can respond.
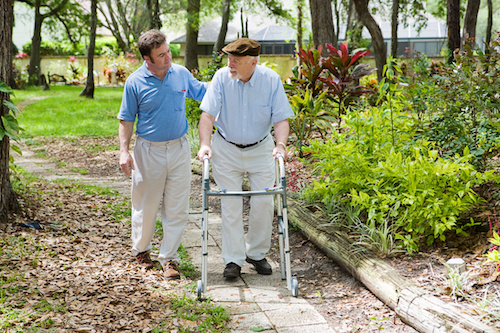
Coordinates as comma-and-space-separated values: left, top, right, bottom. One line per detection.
171, 15, 448, 44
170, 14, 293, 44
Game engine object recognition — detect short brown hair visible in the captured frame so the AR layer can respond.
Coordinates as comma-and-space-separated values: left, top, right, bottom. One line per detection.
138, 30, 167, 58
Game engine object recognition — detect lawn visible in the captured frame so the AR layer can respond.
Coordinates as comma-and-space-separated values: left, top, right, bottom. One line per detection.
13, 85, 124, 138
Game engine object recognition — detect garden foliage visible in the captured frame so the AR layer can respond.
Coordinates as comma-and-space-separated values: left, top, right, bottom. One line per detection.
303, 105, 495, 253
402, 34, 500, 171
285, 42, 375, 155
300, 44, 500, 252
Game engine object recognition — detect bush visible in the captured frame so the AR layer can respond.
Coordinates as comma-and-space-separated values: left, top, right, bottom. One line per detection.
303, 106, 496, 253
22, 39, 122, 57
401, 34, 500, 172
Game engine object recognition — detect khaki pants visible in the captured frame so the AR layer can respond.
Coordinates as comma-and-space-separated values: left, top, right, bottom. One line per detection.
130, 135, 191, 265
212, 131, 275, 267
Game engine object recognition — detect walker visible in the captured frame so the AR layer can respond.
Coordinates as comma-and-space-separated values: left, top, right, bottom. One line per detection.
197, 153, 299, 300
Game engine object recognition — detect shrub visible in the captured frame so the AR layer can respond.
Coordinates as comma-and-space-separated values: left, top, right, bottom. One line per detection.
402, 34, 500, 172
303, 106, 496, 253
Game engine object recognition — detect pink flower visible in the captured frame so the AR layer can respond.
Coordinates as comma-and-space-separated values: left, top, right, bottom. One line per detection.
69, 56, 76, 62
15, 51, 29, 59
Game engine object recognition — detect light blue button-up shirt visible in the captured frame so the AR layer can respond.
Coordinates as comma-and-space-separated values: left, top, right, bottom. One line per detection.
200, 65, 293, 145
118, 62, 206, 142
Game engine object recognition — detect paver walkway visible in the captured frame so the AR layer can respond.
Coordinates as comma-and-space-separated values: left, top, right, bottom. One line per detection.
14, 147, 336, 333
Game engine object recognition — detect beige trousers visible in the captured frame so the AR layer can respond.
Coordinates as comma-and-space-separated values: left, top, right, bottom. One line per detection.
130, 135, 191, 265
212, 131, 275, 267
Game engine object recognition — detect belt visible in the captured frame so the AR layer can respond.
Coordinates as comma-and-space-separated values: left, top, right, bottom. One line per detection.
218, 130, 267, 149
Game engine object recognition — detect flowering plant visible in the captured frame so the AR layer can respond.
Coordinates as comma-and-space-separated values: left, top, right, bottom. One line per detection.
15, 51, 29, 59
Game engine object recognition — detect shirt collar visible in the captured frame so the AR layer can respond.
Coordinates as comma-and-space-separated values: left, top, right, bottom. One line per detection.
246, 65, 260, 87
141, 61, 173, 78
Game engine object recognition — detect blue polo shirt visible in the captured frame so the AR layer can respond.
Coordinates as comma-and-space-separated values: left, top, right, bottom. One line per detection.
118, 62, 207, 142
200, 65, 293, 145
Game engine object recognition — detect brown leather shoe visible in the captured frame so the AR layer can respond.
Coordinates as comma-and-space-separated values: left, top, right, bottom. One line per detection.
136, 251, 160, 270
163, 261, 181, 280
223, 262, 241, 279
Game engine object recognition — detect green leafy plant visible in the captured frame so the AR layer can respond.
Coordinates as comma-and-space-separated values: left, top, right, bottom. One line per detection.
288, 89, 334, 156
170, 293, 229, 331
303, 106, 496, 253
1, 81, 23, 169
484, 231, 500, 273
405, 33, 500, 172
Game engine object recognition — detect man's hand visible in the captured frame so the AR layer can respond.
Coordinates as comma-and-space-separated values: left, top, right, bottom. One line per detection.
120, 151, 135, 176
272, 145, 287, 161
197, 145, 212, 162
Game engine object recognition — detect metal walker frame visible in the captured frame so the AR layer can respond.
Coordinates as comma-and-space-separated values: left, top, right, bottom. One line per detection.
197, 153, 299, 300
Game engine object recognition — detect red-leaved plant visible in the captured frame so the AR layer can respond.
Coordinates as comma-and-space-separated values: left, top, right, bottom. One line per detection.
321, 42, 376, 128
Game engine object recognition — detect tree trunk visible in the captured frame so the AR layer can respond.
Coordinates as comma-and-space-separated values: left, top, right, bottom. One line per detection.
485, 0, 492, 49
296, 0, 304, 76
463, 0, 481, 51
214, 0, 231, 53
185, 0, 200, 71
352, 0, 386, 81
28, 0, 43, 86
286, 199, 498, 333
346, 0, 355, 40
447, 0, 461, 63
80, 0, 97, 98
309, 0, 336, 56
0, 0, 14, 224
391, 0, 399, 58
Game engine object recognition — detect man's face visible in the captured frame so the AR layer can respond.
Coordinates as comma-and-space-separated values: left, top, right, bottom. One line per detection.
227, 54, 257, 82
144, 43, 172, 72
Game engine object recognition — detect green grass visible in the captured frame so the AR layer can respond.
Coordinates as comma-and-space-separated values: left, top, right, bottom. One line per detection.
13, 85, 124, 137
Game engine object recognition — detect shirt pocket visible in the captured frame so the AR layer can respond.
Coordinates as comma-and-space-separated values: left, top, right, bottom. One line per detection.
253, 105, 272, 129
173, 90, 186, 112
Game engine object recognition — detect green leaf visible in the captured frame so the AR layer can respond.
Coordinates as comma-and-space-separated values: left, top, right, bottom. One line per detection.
250, 327, 265, 332
3, 100, 19, 113
0, 81, 13, 94
2, 114, 20, 131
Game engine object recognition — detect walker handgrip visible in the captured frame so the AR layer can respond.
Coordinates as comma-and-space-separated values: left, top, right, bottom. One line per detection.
202, 155, 210, 180
275, 153, 286, 178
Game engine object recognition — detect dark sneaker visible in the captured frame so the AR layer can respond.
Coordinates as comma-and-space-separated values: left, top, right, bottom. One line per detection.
163, 261, 181, 280
223, 262, 241, 279
246, 256, 272, 275
136, 251, 160, 270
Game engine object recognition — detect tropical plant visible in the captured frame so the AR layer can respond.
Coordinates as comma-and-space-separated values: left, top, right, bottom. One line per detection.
285, 42, 375, 152
321, 41, 376, 127
288, 89, 334, 156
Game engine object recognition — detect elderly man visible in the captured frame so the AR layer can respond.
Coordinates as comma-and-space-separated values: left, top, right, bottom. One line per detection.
197, 38, 293, 279
118, 29, 207, 279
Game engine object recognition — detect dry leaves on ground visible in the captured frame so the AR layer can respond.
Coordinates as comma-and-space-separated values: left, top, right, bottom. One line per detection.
4, 178, 193, 332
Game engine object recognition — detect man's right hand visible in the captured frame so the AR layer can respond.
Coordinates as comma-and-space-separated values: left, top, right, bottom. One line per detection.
120, 151, 135, 176
197, 145, 212, 162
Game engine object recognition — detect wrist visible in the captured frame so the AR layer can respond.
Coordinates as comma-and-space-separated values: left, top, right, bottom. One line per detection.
276, 141, 286, 148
